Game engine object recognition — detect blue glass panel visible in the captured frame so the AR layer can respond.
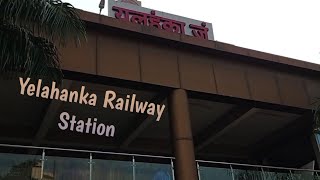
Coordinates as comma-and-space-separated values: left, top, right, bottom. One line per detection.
43, 156, 89, 180
92, 159, 133, 180
264, 171, 292, 180
233, 168, 264, 180
135, 162, 173, 180
199, 166, 233, 180
0, 152, 41, 180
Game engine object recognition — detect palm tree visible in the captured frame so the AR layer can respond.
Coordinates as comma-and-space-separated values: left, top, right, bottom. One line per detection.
0, 0, 86, 82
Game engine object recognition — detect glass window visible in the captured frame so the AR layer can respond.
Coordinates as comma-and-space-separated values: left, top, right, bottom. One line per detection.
92, 159, 133, 180
43, 156, 90, 180
232, 167, 264, 180
0, 152, 41, 180
135, 162, 173, 180
199, 165, 233, 180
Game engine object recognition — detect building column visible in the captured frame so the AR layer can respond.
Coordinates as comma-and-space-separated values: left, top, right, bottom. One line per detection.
169, 89, 198, 180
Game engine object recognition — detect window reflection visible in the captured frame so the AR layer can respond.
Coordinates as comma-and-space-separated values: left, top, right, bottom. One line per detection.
92, 159, 133, 180
43, 156, 89, 180
135, 162, 172, 180
199, 166, 233, 180
0, 153, 41, 180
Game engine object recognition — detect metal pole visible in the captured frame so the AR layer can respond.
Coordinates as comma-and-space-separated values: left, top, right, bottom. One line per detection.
197, 162, 201, 180
89, 153, 93, 180
230, 164, 235, 180
40, 149, 45, 180
171, 159, 175, 180
261, 167, 266, 180
132, 156, 136, 180
196, 159, 320, 173
289, 169, 294, 179
0, 143, 174, 160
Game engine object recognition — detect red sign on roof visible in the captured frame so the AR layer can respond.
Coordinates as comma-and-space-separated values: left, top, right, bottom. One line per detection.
108, 0, 214, 40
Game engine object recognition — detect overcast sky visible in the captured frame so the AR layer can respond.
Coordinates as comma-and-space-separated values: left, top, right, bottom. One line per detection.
64, 0, 320, 64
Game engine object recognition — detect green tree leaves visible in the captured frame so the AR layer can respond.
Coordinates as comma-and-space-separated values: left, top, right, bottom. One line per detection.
0, 0, 86, 81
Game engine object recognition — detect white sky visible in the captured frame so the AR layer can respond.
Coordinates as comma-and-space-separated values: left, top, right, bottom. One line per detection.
64, 0, 320, 64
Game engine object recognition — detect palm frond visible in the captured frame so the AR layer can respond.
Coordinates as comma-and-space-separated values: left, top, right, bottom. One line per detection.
0, 23, 63, 82
0, 0, 86, 45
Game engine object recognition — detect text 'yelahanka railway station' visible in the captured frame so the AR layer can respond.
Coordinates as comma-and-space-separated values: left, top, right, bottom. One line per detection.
1, 0, 320, 180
